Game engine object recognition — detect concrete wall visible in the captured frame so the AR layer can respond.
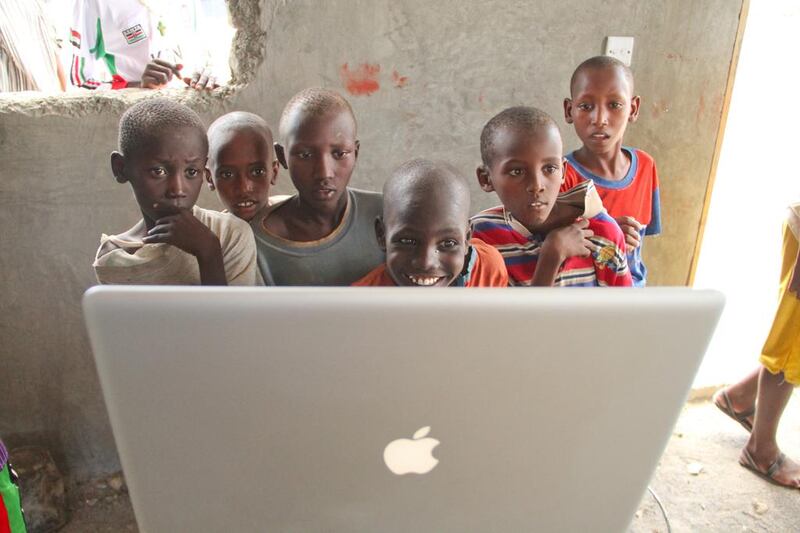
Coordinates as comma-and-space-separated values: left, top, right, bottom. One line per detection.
0, 0, 744, 481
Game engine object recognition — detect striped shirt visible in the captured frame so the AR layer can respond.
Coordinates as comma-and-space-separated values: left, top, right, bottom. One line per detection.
0, 439, 7, 470
471, 206, 632, 287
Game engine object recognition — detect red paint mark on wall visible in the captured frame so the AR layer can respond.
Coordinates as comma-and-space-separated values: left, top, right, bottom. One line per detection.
391, 69, 409, 88
340, 63, 381, 96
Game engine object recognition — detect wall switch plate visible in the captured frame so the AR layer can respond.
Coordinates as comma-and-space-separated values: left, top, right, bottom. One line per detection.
604, 36, 634, 66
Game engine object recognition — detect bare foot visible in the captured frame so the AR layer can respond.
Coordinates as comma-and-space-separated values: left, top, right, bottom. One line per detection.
713, 388, 755, 432
740, 447, 800, 489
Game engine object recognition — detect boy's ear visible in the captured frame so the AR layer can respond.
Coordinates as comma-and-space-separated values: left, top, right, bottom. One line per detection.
561, 157, 567, 184
374, 216, 387, 252
354, 140, 360, 160
476, 165, 494, 193
628, 95, 641, 123
274, 142, 288, 169
205, 168, 215, 191
110, 151, 127, 183
270, 159, 279, 186
563, 98, 574, 124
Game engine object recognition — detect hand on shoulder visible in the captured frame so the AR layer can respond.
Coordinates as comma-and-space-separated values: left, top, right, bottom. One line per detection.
541, 218, 598, 261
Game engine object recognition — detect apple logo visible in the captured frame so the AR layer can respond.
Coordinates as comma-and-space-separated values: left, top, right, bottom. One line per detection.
383, 426, 440, 475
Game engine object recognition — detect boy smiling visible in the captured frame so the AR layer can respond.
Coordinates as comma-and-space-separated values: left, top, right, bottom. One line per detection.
250, 88, 384, 285
471, 106, 631, 287
562, 56, 661, 286
353, 159, 508, 287
93, 98, 257, 285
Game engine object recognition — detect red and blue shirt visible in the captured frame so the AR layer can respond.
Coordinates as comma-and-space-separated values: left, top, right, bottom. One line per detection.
563, 147, 661, 287
470, 207, 632, 287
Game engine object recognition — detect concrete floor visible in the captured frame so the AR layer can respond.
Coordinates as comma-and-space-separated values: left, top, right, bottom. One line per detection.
59, 396, 800, 532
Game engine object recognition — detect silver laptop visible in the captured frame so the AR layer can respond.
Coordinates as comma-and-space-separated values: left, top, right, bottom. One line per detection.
83, 287, 723, 532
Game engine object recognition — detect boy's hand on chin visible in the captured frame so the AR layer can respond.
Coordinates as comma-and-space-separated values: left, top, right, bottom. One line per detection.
143, 208, 222, 259
615, 216, 643, 253
542, 218, 598, 261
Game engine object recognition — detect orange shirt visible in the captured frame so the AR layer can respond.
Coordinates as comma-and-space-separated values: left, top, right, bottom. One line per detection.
352, 238, 509, 287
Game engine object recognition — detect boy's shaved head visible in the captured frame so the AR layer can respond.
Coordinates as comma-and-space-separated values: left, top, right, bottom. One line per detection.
279, 87, 357, 141
384, 158, 471, 223
118, 97, 206, 157
380, 159, 472, 287
205, 111, 278, 221
570, 55, 634, 95
480, 106, 559, 167
207, 111, 274, 159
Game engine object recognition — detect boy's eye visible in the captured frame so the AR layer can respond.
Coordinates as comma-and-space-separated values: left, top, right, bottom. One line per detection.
610, 102, 624, 109
150, 167, 167, 177
252, 167, 266, 177
543, 165, 560, 175
332, 150, 349, 160
577, 103, 592, 111
186, 168, 200, 178
219, 170, 234, 180
295, 151, 312, 160
397, 237, 416, 246
508, 168, 524, 177
439, 239, 459, 250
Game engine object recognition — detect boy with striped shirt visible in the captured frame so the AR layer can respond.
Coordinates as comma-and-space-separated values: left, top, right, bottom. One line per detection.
471, 106, 631, 287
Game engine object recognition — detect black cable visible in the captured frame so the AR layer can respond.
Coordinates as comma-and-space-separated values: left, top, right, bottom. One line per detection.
647, 485, 672, 533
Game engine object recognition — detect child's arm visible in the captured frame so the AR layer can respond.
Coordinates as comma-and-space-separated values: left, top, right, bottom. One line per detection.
615, 215, 644, 253
143, 208, 227, 285
133, 59, 219, 91
532, 219, 598, 286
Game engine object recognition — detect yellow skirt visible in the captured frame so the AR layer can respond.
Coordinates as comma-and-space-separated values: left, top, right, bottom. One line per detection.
760, 221, 800, 385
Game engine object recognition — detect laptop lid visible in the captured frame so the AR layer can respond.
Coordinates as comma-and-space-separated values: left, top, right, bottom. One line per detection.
83, 287, 723, 532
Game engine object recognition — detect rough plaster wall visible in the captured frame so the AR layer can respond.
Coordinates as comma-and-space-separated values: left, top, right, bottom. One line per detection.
239, 0, 743, 284
0, 0, 743, 481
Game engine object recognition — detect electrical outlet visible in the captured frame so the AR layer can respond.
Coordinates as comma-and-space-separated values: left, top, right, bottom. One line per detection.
604, 36, 634, 66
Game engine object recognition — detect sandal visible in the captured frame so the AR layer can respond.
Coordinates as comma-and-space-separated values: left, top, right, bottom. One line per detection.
739, 449, 800, 489
713, 388, 754, 432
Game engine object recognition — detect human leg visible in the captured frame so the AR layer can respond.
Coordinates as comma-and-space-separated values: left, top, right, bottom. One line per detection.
739, 368, 799, 488
713, 368, 759, 432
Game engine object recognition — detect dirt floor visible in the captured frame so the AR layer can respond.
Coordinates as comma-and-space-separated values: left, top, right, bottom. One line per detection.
630, 393, 800, 532
59, 395, 800, 532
